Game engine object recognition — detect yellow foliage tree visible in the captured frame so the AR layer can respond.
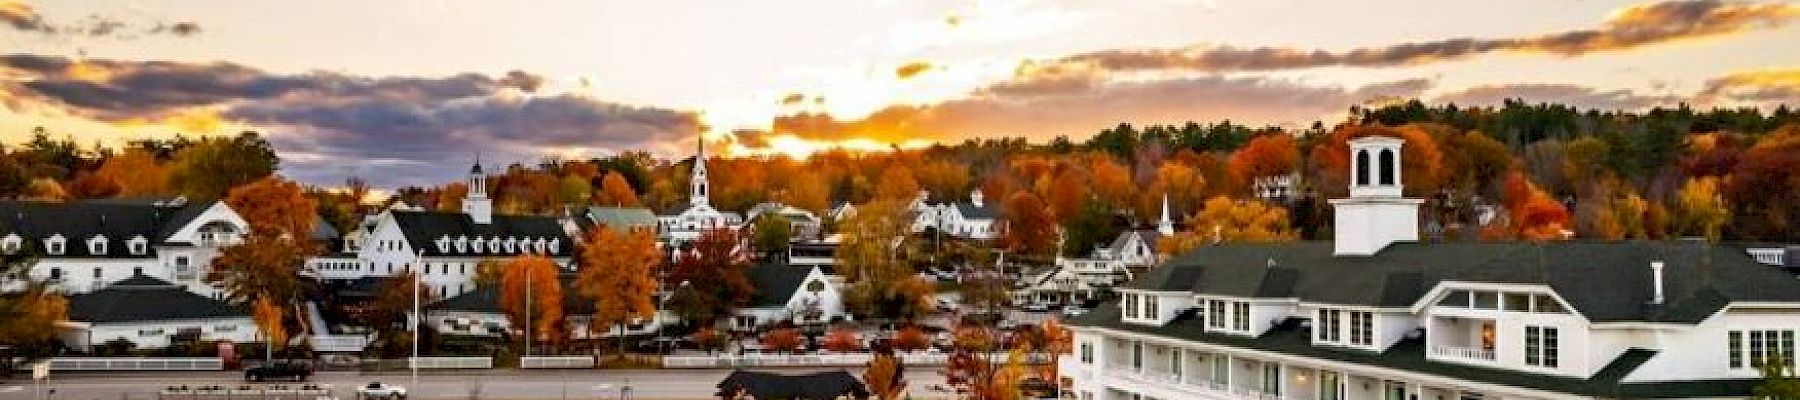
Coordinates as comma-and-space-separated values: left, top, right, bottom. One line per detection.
224, 176, 318, 239
94, 148, 172, 197
252, 297, 288, 354
593, 171, 641, 207
1675, 177, 1730, 241
575, 228, 660, 356
500, 255, 564, 345
864, 352, 906, 400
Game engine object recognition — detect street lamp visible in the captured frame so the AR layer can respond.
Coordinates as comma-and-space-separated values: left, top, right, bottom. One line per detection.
411, 248, 424, 392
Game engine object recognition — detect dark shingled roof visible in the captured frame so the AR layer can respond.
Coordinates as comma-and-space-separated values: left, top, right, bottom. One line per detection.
747, 264, 817, 308
431, 276, 595, 315
952, 202, 999, 220
1125, 241, 1800, 323
389, 210, 571, 257
1066, 303, 1757, 398
715, 370, 870, 400
67, 275, 249, 323
0, 200, 216, 258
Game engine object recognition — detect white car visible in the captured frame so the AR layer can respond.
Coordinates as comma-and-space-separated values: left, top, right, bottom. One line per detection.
356, 382, 407, 399
1062, 307, 1089, 318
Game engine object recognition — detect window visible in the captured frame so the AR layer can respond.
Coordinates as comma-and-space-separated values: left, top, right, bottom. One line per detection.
128, 237, 147, 255
1317, 309, 1341, 343
89, 237, 107, 255
1261, 364, 1281, 396
0, 235, 19, 254
1080, 342, 1093, 364
92, 267, 101, 279
1349, 311, 1373, 346
1208, 300, 1226, 329
1525, 326, 1559, 367
1145, 296, 1159, 319
215, 325, 237, 332
1504, 293, 1531, 312
1473, 291, 1499, 309
45, 236, 65, 255
1532, 294, 1567, 313
1170, 348, 1183, 377
1232, 302, 1250, 331
1739, 330, 1796, 369
48, 267, 62, 280
1124, 294, 1139, 319
1355, 149, 1371, 186
1378, 149, 1396, 185
138, 329, 166, 337
1437, 290, 1469, 308
1130, 342, 1143, 371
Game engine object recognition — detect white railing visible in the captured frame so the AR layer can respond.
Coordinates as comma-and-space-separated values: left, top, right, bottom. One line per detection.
663, 352, 952, 368
521, 356, 595, 369
162, 384, 332, 397
1430, 345, 1496, 361
409, 356, 492, 369
1232, 386, 1284, 400
310, 334, 371, 353
1749, 248, 1786, 266
48, 357, 223, 371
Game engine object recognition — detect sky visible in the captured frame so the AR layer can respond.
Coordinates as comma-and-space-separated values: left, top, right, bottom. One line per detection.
2, 0, 1798, 188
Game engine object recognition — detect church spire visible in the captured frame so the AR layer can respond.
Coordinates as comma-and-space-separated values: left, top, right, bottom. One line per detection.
464, 155, 493, 224
690, 136, 711, 207
1158, 192, 1174, 235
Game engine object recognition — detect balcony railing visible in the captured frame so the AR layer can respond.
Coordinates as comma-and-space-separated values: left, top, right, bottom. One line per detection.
1430, 345, 1496, 361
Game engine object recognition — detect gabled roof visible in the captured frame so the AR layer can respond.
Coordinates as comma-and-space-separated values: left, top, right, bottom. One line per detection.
0, 200, 215, 258
951, 202, 999, 220
715, 370, 870, 400
1127, 241, 1800, 323
584, 207, 657, 231
1065, 305, 1743, 398
746, 263, 818, 308
431, 276, 596, 316
1112, 230, 1160, 255
390, 210, 572, 257
67, 275, 249, 323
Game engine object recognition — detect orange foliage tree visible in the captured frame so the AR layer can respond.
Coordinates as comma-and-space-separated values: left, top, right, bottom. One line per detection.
1228, 133, 1301, 194
575, 227, 661, 355
894, 325, 931, 352
94, 148, 171, 197
1482, 172, 1572, 241
1312, 124, 1444, 198
225, 176, 318, 238
63, 172, 121, 199
761, 327, 804, 353
667, 229, 755, 324
1727, 125, 1800, 240
592, 171, 641, 207
864, 350, 906, 400
500, 254, 565, 345
824, 327, 861, 352
1000, 192, 1058, 259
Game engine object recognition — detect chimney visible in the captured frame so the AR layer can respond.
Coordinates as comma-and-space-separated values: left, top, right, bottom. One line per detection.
1650, 261, 1666, 305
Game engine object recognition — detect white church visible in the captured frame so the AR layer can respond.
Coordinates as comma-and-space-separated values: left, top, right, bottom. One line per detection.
655, 139, 742, 245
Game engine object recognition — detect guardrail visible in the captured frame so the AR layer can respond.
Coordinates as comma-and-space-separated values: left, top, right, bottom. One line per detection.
664, 352, 956, 368
520, 356, 595, 369
49, 357, 223, 371
409, 356, 493, 369
159, 383, 331, 400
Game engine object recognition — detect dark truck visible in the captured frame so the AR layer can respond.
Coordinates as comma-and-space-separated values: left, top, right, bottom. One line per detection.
244, 361, 312, 382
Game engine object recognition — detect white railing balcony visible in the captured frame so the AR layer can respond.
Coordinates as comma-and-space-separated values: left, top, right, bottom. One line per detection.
1231, 386, 1284, 400
1749, 248, 1786, 266
1430, 345, 1496, 362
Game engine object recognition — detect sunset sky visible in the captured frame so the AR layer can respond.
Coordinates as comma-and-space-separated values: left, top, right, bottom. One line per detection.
3, 0, 1798, 187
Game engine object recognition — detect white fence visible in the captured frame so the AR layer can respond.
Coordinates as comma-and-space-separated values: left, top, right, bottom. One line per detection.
520, 356, 595, 369
49, 357, 223, 371
663, 352, 952, 368
409, 356, 492, 369
309, 334, 371, 353
159, 384, 332, 400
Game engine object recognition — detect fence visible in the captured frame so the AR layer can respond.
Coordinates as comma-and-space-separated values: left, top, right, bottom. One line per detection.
663, 352, 954, 368
520, 356, 595, 369
48, 357, 223, 371
158, 384, 331, 400
409, 356, 493, 369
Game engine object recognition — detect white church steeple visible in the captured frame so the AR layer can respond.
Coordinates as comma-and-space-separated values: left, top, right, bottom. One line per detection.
463, 156, 493, 225
690, 136, 711, 208
1330, 136, 1420, 256
1158, 193, 1175, 236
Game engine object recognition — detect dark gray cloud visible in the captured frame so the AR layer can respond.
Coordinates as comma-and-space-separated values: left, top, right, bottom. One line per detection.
1432, 83, 1686, 110
1019, 0, 1798, 78
0, 54, 700, 188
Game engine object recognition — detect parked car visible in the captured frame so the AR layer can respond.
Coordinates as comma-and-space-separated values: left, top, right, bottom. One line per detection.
936, 299, 960, 312
1021, 303, 1053, 312
357, 382, 407, 399
1061, 307, 1089, 318
244, 361, 311, 382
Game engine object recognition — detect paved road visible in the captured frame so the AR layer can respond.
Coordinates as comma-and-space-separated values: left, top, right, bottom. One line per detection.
1, 367, 956, 400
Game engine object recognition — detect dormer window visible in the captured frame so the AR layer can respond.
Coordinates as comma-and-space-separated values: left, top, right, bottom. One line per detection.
536, 238, 548, 253
127, 236, 148, 255
435, 236, 451, 254
89, 236, 108, 255
488, 238, 500, 253
548, 238, 560, 253
1, 234, 21, 254
503, 237, 517, 254
469, 236, 485, 254
44, 235, 66, 255
454, 236, 468, 253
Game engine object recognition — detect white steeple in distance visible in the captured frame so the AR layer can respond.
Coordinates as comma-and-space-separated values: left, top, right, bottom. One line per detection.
690, 136, 711, 207
463, 155, 494, 225
1330, 135, 1421, 256
1158, 193, 1175, 236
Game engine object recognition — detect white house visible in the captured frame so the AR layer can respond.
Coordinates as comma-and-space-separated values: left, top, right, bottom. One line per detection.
657, 139, 742, 245
0, 197, 250, 299
1061, 136, 1800, 400
317, 161, 574, 299
1025, 229, 1163, 304
728, 264, 847, 331
61, 274, 256, 350
911, 189, 1000, 240
743, 202, 824, 241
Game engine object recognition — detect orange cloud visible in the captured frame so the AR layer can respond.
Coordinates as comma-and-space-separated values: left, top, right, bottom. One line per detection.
1697, 68, 1800, 105
895, 61, 933, 80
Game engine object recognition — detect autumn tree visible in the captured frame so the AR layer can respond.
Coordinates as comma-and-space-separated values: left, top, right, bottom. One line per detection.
864, 348, 907, 400
94, 148, 172, 197
667, 229, 755, 325
1481, 172, 1573, 241
916, 160, 973, 200
500, 254, 565, 346
894, 325, 930, 352
1675, 177, 1730, 241
874, 164, 921, 200
824, 327, 861, 352
1728, 125, 1800, 241
1186, 196, 1297, 242
361, 271, 433, 338
1228, 133, 1301, 194
836, 199, 935, 319
225, 176, 319, 238
63, 172, 121, 199
168, 132, 279, 200
209, 235, 313, 359
1086, 156, 1134, 213
750, 213, 795, 260
761, 327, 804, 353
592, 171, 641, 207
1311, 124, 1444, 198
556, 175, 591, 206
778, 173, 831, 214
436, 182, 468, 212
0, 254, 67, 360
999, 192, 1058, 259
575, 227, 661, 356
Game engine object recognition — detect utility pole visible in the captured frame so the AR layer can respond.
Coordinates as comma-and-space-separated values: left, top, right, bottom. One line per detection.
412, 249, 423, 391
525, 270, 533, 357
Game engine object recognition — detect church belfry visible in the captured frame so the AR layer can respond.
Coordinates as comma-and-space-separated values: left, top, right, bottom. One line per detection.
464, 158, 493, 225
690, 137, 711, 207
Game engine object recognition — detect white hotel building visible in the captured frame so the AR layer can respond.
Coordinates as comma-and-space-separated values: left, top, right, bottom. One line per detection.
1061, 136, 1800, 399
